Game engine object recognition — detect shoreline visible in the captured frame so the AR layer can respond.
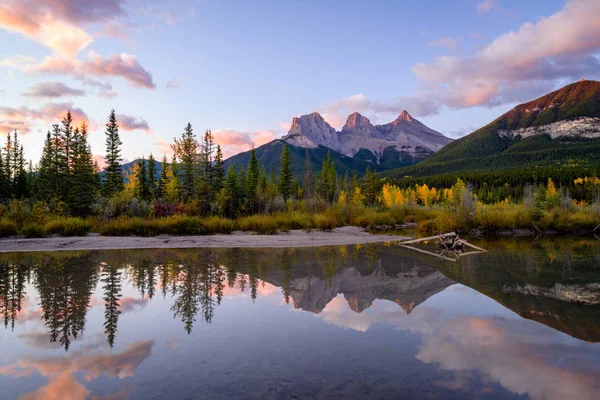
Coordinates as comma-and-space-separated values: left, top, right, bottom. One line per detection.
0, 226, 410, 253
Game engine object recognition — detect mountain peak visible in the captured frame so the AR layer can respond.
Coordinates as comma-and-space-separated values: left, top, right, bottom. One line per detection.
395, 110, 414, 123
344, 112, 372, 128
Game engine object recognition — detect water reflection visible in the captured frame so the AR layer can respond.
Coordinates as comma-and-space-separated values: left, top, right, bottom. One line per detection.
0, 239, 599, 399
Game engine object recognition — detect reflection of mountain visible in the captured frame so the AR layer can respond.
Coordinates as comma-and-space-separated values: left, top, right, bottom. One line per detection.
264, 259, 454, 315
426, 239, 600, 342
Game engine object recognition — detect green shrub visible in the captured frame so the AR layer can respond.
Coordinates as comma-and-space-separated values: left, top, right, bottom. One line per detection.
237, 215, 279, 234
21, 224, 47, 238
45, 218, 92, 236
202, 216, 235, 234
315, 214, 338, 231
0, 219, 18, 237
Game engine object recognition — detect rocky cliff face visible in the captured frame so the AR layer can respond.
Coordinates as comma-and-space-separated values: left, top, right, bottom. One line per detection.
282, 110, 452, 163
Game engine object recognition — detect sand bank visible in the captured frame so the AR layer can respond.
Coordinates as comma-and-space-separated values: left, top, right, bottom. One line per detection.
0, 226, 409, 253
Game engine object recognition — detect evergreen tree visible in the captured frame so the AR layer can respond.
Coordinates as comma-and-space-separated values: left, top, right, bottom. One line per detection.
3, 132, 12, 194
136, 158, 151, 202
61, 111, 74, 174
278, 144, 293, 201
0, 151, 8, 201
11, 132, 27, 199
147, 154, 157, 200
172, 123, 198, 200
202, 130, 215, 196
70, 122, 98, 216
246, 149, 259, 212
303, 148, 312, 199
361, 166, 379, 206
315, 151, 336, 202
103, 110, 124, 197
213, 145, 225, 194
224, 165, 239, 218
157, 154, 169, 199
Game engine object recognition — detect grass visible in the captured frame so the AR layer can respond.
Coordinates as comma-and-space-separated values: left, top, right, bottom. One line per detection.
1, 202, 598, 238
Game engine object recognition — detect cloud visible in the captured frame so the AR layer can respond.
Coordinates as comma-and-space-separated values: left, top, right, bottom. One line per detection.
318, 92, 441, 128
30, 52, 156, 89
211, 129, 278, 158
116, 114, 150, 132
427, 37, 459, 48
0, 0, 127, 57
153, 137, 174, 158
82, 78, 118, 98
412, 0, 600, 111
166, 78, 180, 90
476, 0, 499, 14
93, 154, 107, 170
22, 81, 85, 98
0, 102, 89, 134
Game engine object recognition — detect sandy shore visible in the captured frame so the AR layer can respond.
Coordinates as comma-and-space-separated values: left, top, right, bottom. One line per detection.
0, 226, 409, 253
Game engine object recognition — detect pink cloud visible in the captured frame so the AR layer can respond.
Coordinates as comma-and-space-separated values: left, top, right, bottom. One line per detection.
116, 114, 150, 132
23, 81, 85, 98
212, 129, 278, 158
0, 102, 89, 134
411, 0, 600, 110
0, 0, 127, 57
93, 154, 107, 170
30, 52, 156, 90
153, 137, 174, 158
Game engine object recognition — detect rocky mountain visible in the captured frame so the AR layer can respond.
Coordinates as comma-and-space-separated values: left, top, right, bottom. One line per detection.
380, 80, 600, 179
283, 110, 452, 165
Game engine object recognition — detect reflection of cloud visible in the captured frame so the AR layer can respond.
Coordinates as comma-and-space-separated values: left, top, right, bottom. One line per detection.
416, 316, 600, 400
18, 331, 81, 350
119, 296, 149, 314
22, 371, 90, 400
318, 296, 408, 332
1, 340, 154, 398
221, 277, 279, 298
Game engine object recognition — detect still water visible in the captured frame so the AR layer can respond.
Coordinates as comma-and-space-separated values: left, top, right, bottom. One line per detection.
0, 238, 599, 399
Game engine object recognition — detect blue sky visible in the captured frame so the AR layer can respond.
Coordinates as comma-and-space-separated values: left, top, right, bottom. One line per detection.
1, 0, 598, 165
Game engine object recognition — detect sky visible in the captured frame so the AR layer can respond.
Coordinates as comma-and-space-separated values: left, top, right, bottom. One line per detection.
1, 0, 600, 166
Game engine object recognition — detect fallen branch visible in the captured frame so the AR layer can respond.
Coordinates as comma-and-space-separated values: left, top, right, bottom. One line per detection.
401, 232, 456, 245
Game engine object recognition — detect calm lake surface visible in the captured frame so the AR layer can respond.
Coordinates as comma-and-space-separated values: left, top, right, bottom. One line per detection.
0, 238, 599, 399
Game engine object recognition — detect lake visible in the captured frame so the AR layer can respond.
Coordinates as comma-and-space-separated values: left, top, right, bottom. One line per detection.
0, 238, 599, 399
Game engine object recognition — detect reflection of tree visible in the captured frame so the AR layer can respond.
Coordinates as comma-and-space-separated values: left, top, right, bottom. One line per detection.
132, 259, 156, 299
102, 264, 122, 348
0, 261, 28, 330
35, 256, 98, 351
279, 252, 292, 304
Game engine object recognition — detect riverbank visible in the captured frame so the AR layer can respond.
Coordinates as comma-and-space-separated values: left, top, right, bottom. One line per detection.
0, 226, 409, 253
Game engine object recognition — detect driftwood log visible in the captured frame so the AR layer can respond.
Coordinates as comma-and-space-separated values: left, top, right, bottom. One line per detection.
400, 232, 487, 262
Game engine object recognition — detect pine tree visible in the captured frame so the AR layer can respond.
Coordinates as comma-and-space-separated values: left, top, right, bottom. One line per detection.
361, 166, 379, 206
103, 109, 124, 197
224, 165, 239, 218
213, 145, 225, 194
202, 130, 215, 196
0, 151, 8, 201
4, 132, 12, 194
70, 122, 97, 216
303, 148, 312, 199
62, 111, 74, 175
157, 154, 169, 199
136, 158, 151, 202
278, 144, 293, 201
246, 148, 259, 212
147, 154, 157, 201
315, 151, 336, 202
172, 123, 198, 201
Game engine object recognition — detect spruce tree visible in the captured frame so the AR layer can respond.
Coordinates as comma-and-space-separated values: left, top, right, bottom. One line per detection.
172, 123, 198, 200
224, 165, 239, 218
303, 148, 312, 199
147, 154, 157, 200
37, 131, 55, 201
278, 144, 293, 201
136, 158, 151, 202
62, 111, 74, 174
103, 109, 124, 197
70, 122, 97, 216
213, 145, 225, 194
0, 150, 8, 201
157, 155, 169, 200
246, 148, 259, 212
